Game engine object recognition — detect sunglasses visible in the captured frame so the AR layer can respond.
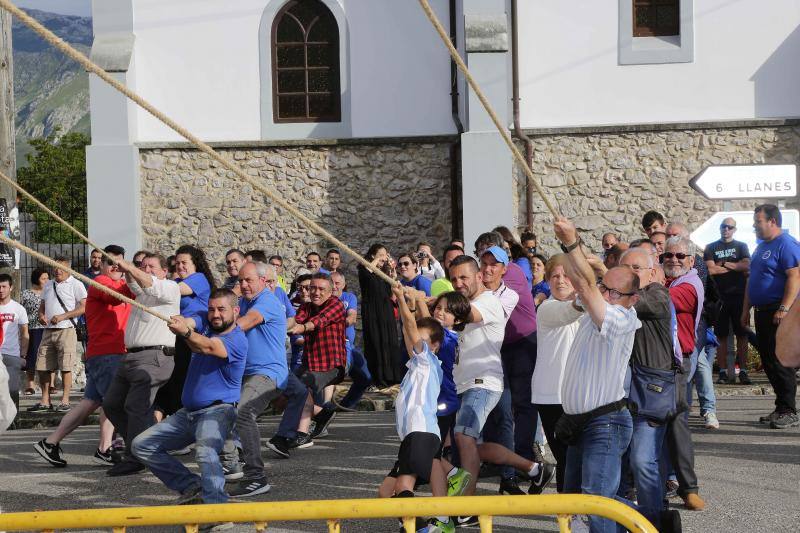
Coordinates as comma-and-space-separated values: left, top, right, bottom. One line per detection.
720, 224, 736, 230
398, 261, 413, 267
597, 281, 636, 299
660, 252, 689, 262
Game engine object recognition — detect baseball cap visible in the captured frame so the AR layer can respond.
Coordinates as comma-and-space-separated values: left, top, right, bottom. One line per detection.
481, 245, 509, 265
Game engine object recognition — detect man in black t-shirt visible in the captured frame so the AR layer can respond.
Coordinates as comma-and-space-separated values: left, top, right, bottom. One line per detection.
703, 218, 751, 384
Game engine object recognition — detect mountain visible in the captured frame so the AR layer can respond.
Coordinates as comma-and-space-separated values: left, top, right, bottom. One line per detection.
12, 8, 92, 165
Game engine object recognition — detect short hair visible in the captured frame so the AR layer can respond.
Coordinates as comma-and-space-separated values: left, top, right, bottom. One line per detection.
246, 261, 272, 278
30, 267, 48, 286
416, 316, 444, 347
268, 254, 283, 263
104, 244, 125, 257
641, 210, 665, 229
209, 287, 238, 307
629, 238, 652, 248
665, 236, 691, 252
330, 270, 346, 285
474, 231, 504, 251
609, 266, 640, 293
295, 273, 313, 285
144, 252, 168, 270
650, 231, 667, 240
90, 248, 102, 255
449, 254, 479, 273
755, 204, 782, 227
433, 291, 472, 327
133, 249, 148, 259
531, 253, 548, 265
443, 244, 464, 255
620, 247, 654, 268
245, 249, 268, 263
325, 249, 340, 257
520, 231, 537, 243
397, 251, 418, 265
602, 232, 617, 240
310, 272, 332, 288
544, 254, 569, 280
225, 248, 246, 260
0, 273, 13, 286
417, 241, 433, 250
306, 251, 321, 260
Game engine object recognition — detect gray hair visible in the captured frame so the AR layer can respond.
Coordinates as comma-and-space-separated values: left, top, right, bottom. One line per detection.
665, 236, 691, 252
620, 247, 654, 268
251, 261, 276, 278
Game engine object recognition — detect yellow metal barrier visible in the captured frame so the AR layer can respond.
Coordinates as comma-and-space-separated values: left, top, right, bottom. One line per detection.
0, 495, 657, 532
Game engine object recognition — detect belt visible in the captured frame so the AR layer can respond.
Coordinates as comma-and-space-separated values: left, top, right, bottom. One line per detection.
754, 303, 781, 312
128, 345, 176, 356
193, 399, 237, 411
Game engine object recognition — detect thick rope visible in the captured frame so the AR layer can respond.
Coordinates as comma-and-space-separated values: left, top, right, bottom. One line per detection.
0, 169, 114, 261
0, 1, 398, 286
0, 233, 171, 322
416, 0, 560, 219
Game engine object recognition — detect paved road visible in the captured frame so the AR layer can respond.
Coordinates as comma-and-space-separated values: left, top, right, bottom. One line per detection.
0, 395, 798, 532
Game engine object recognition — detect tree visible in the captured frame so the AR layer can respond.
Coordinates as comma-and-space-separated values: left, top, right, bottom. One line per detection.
17, 130, 88, 243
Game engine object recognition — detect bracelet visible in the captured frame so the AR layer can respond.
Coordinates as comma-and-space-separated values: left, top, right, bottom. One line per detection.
182, 327, 192, 339
302, 323, 307, 332
560, 237, 582, 254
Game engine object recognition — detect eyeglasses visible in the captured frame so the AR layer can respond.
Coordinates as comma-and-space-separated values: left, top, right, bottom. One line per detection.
270, 262, 281, 267
265, 279, 277, 284
298, 285, 311, 291
720, 224, 735, 230
398, 261, 412, 267
597, 281, 636, 299
660, 252, 688, 262
309, 285, 328, 292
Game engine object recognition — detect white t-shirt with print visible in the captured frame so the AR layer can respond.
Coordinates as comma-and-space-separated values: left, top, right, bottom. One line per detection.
0, 300, 29, 357
453, 290, 506, 394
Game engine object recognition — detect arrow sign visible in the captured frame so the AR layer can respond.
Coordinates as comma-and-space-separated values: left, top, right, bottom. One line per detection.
690, 210, 800, 253
689, 164, 797, 200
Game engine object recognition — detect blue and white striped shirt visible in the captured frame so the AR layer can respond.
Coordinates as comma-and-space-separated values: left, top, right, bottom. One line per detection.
561, 302, 641, 415
395, 342, 443, 440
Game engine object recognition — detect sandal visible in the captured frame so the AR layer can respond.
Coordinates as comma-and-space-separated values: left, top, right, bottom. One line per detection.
23, 388, 36, 395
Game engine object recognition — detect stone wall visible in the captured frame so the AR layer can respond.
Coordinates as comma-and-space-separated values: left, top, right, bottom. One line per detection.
139, 141, 454, 283
513, 125, 800, 255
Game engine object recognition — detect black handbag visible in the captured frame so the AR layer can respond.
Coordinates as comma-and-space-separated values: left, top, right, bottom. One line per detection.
628, 363, 684, 423
53, 285, 87, 343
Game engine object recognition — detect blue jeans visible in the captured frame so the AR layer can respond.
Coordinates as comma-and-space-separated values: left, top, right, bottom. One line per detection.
690, 349, 716, 415
454, 387, 502, 439
620, 416, 668, 529
276, 372, 311, 439
83, 354, 123, 403
132, 403, 236, 504
481, 382, 516, 479
339, 345, 372, 409
565, 408, 633, 533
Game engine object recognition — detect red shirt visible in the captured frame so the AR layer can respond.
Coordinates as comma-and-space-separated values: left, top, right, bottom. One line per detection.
85, 275, 131, 358
666, 279, 698, 355
295, 296, 347, 372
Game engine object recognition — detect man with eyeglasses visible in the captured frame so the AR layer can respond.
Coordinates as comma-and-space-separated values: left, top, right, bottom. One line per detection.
553, 217, 642, 533
267, 273, 346, 457
661, 236, 706, 511
704, 218, 751, 385
268, 255, 288, 292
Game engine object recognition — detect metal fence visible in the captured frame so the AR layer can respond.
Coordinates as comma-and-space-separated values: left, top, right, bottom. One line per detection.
0, 495, 657, 533
17, 211, 88, 290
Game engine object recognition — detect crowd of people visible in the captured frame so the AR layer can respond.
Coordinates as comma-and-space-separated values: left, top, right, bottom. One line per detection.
0, 202, 798, 533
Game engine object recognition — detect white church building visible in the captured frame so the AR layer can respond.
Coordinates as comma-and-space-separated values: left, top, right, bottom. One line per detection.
85, 0, 800, 270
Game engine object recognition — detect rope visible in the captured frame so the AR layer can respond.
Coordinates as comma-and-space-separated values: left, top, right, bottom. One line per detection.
0, 0, 399, 287
0, 233, 171, 322
0, 169, 114, 262
416, 0, 560, 219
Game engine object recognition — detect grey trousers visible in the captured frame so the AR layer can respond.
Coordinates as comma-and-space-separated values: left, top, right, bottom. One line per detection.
222, 374, 281, 481
103, 348, 175, 456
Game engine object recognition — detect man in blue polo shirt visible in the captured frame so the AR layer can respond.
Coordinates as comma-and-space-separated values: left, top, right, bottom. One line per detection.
199, 261, 288, 498
132, 288, 247, 510
742, 204, 800, 429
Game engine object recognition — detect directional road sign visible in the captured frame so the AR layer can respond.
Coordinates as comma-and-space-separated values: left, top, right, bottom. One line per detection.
689, 164, 797, 200
690, 210, 800, 254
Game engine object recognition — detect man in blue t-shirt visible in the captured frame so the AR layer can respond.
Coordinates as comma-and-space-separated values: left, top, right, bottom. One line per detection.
742, 204, 800, 430
131, 288, 247, 509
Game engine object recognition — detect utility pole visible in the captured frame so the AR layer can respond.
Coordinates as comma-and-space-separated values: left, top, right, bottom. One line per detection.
0, 8, 18, 295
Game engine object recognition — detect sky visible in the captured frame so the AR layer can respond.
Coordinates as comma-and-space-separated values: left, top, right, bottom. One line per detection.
13, 0, 91, 17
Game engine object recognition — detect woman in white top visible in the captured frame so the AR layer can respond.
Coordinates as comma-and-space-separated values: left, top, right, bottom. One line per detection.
416, 242, 446, 281
531, 254, 583, 493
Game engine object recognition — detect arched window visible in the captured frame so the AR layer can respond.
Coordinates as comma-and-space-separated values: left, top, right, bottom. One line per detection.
272, 0, 341, 123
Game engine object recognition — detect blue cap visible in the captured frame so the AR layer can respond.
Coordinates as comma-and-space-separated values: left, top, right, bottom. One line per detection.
481, 245, 509, 265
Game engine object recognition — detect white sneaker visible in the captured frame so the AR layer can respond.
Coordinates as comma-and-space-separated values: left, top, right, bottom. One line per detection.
703, 412, 720, 429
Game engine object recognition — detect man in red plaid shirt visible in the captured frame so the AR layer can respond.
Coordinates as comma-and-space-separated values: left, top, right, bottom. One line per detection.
288, 273, 346, 445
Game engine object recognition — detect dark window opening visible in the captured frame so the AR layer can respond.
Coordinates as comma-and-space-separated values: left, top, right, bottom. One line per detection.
633, 0, 679, 37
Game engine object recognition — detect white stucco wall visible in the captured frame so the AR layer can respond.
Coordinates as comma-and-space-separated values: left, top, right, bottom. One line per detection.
517, 0, 800, 128
115, 0, 456, 143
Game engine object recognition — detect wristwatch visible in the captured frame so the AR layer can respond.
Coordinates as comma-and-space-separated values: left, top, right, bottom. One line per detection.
182, 327, 193, 339
778, 305, 790, 313
560, 236, 582, 254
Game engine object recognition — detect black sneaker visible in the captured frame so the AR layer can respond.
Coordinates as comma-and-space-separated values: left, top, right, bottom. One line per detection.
478, 462, 502, 479
310, 408, 336, 438
665, 479, 679, 498
770, 411, 800, 429
454, 515, 479, 528
176, 485, 202, 505
106, 459, 146, 477
222, 461, 244, 480
228, 477, 272, 498
92, 447, 121, 466
498, 477, 525, 495
288, 432, 314, 449
528, 463, 555, 494
738, 371, 752, 385
33, 438, 67, 467
265, 436, 290, 458
27, 402, 52, 412
759, 410, 779, 424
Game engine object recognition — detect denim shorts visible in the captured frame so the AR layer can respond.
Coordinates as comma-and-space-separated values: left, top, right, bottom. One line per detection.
84, 354, 123, 403
454, 387, 502, 439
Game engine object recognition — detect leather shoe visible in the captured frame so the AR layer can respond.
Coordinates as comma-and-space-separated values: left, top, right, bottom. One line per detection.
107, 459, 145, 477
682, 492, 705, 511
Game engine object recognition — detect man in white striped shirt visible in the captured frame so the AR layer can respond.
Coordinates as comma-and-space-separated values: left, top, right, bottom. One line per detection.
554, 217, 641, 533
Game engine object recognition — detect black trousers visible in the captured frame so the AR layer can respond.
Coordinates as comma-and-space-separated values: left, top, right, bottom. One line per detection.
534, 403, 566, 493
755, 308, 798, 413
666, 358, 698, 496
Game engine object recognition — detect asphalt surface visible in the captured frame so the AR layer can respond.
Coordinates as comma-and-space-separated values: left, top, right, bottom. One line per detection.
0, 395, 798, 532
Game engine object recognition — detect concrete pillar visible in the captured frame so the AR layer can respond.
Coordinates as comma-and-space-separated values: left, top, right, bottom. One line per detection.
459, 0, 513, 250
